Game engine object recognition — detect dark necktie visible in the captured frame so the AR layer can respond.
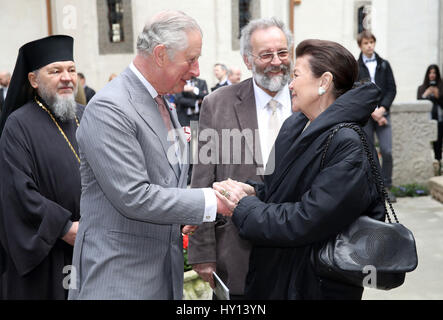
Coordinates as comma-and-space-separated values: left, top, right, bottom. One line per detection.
154, 95, 172, 131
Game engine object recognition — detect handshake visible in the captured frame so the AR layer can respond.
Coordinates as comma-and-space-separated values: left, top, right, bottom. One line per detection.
182, 179, 255, 235
213, 179, 256, 217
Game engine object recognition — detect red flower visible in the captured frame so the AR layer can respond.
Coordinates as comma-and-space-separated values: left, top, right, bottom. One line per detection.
183, 234, 189, 250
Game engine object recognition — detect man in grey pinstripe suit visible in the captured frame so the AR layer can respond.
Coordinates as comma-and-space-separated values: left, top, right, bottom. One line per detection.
68, 11, 228, 300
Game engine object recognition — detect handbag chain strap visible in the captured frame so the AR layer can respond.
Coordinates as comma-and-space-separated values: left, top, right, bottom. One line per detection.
320, 123, 399, 223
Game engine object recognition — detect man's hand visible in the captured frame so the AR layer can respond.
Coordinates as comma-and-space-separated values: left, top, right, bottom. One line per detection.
215, 190, 235, 216
377, 116, 388, 126
213, 179, 252, 216
371, 106, 386, 122
182, 225, 198, 235
192, 262, 216, 289
62, 221, 79, 246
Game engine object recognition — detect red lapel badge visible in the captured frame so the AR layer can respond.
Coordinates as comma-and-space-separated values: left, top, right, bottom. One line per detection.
183, 126, 191, 142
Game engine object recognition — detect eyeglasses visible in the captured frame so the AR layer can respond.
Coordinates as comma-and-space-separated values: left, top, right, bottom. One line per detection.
250, 50, 290, 63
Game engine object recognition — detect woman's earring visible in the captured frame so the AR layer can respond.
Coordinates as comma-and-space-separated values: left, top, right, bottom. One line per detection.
318, 87, 326, 96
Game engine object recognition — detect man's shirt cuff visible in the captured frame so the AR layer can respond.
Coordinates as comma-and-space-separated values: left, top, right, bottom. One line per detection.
202, 188, 217, 222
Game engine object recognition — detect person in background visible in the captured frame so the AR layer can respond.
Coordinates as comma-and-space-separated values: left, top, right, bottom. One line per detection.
228, 66, 242, 84
77, 72, 96, 103
174, 76, 209, 185
108, 73, 117, 82
0, 72, 11, 112
175, 76, 208, 127
211, 63, 229, 91
357, 30, 397, 202
75, 81, 86, 105
417, 64, 443, 175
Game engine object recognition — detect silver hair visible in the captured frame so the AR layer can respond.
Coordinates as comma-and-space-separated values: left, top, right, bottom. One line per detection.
240, 17, 293, 59
136, 10, 202, 59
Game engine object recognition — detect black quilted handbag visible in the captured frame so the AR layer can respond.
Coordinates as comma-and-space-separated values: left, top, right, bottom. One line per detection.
310, 123, 418, 290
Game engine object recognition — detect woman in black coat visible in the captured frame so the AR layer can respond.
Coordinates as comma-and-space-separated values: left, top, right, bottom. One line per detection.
215, 39, 383, 300
417, 64, 443, 175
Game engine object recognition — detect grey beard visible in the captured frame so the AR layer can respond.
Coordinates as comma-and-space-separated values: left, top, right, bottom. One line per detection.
51, 94, 78, 122
253, 63, 291, 93
38, 86, 78, 122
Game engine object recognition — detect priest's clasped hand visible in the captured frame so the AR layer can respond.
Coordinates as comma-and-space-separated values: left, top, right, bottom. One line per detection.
213, 179, 256, 216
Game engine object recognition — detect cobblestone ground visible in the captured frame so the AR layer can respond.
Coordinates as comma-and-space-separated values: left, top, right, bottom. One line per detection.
363, 196, 443, 300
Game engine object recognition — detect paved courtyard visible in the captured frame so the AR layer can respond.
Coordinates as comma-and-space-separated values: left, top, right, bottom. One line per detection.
363, 196, 443, 300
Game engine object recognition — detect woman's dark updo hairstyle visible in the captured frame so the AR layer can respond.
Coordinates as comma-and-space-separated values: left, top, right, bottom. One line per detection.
296, 39, 358, 98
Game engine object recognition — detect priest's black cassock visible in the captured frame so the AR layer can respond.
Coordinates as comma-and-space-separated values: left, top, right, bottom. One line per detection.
0, 35, 82, 299
0, 98, 83, 299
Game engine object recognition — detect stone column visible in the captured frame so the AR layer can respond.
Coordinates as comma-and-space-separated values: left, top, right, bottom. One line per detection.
390, 100, 436, 185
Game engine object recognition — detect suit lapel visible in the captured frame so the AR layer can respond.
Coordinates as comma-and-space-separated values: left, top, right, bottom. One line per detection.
232, 79, 263, 168
124, 68, 181, 180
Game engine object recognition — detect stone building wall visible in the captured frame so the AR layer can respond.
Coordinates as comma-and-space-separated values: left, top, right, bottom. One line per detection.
390, 100, 437, 185
0, 0, 441, 98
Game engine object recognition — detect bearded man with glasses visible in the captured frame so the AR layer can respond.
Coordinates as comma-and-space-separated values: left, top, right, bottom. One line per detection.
188, 17, 294, 300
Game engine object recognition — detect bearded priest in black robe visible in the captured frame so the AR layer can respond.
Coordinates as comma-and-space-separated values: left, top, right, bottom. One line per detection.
0, 35, 83, 299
